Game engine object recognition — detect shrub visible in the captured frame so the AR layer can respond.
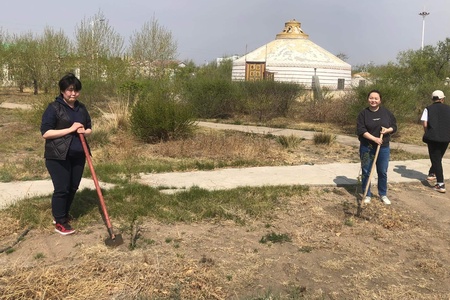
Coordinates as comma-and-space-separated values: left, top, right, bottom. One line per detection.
130, 79, 195, 143
182, 77, 240, 119
239, 81, 304, 122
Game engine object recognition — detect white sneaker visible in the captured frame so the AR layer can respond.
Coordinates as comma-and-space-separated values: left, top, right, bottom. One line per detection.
381, 196, 391, 205
363, 196, 371, 204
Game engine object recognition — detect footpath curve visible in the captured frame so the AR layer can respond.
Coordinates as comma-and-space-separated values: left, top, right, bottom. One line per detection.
1, 121, 448, 208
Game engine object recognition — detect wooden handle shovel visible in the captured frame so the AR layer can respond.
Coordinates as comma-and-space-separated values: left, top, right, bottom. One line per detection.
362, 133, 384, 203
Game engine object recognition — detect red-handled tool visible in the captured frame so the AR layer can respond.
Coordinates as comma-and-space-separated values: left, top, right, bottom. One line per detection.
79, 133, 123, 247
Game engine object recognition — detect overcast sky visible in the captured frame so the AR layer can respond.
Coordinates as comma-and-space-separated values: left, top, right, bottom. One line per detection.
1, 0, 449, 67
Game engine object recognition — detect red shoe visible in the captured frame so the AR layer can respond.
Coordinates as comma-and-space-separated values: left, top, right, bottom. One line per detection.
55, 223, 76, 235
52, 214, 74, 225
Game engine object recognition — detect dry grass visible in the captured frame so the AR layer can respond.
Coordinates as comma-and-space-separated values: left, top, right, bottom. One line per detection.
2, 185, 450, 299
0, 246, 226, 299
1, 88, 450, 299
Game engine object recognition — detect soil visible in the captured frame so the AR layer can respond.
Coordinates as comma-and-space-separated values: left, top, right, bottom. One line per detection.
1, 92, 450, 299
1, 179, 450, 299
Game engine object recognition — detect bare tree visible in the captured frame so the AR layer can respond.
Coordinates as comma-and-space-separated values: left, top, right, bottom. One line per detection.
39, 26, 72, 93
336, 52, 349, 62
74, 10, 125, 81
129, 16, 178, 78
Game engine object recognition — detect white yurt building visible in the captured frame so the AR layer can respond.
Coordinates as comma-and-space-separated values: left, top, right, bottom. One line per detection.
231, 19, 352, 90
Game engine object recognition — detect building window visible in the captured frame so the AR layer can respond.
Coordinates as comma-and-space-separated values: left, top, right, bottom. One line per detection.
337, 79, 345, 90
264, 71, 274, 81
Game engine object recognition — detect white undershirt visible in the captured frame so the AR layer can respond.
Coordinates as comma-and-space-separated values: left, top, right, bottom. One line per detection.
421, 108, 428, 122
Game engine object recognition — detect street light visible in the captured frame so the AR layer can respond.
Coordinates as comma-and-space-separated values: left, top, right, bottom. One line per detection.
90, 18, 105, 78
419, 11, 430, 50
90, 18, 105, 40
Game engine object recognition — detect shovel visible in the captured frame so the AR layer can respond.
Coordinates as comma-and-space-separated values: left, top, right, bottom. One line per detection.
362, 133, 384, 204
79, 133, 124, 247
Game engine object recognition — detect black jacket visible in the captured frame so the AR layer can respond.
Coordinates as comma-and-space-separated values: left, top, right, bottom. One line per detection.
41, 97, 91, 160
423, 102, 450, 143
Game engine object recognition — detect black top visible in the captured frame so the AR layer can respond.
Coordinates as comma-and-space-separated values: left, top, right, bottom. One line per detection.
356, 106, 397, 147
40, 96, 92, 159
423, 102, 450, 143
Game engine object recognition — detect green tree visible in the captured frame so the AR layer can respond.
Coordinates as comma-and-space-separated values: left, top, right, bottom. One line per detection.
0, 29, 9, 84
7, 32, 41, 93
396, 39, 450, 86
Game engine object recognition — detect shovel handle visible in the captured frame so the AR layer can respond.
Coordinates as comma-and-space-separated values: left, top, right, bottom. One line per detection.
79, 133, 115, 237
362, 133, 384, 200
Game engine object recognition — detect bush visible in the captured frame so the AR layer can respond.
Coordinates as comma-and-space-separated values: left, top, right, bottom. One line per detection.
182, 77, 240, 119
239, 81, 304, 122
130, 79, 195, 143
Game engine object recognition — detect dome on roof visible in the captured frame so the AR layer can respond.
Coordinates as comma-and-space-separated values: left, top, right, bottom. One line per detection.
275, 19, 309, 39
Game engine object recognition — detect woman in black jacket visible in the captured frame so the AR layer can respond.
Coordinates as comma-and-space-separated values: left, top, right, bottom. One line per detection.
40, 73, 92, 235
357, 90, 397, 205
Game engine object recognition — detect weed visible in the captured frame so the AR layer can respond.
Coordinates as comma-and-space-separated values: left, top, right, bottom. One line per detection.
276, 134, 303, 149
299, 246, 313, 253
313, 132, 335, 145
34, 253, 45, 259
143, 239, 155, 245
259, 232, 292, 244
344, 218, 354, 227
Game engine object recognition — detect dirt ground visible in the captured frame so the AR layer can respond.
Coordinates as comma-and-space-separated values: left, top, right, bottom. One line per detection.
1, 180, 450, 299
1, 90, 450, 299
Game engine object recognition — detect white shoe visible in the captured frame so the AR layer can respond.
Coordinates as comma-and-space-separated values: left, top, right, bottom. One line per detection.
381, 196, 391, 205
363, 196, 371, 204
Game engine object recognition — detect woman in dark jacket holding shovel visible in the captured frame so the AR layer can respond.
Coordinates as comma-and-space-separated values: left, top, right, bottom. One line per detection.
40, 73, 92, 235
357, 90, 397, 205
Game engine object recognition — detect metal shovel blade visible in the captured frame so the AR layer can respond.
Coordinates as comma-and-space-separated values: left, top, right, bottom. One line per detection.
105, 234, 124, 247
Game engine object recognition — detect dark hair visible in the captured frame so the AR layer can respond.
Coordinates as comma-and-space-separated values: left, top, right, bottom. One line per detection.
59, 73, 82, 92
367, 89, 382, 100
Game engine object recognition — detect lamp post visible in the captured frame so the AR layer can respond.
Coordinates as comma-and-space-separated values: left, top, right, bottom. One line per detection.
419, 11, 430, 50
90, 18, 105, 78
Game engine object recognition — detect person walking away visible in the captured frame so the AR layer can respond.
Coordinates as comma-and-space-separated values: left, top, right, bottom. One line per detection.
421, 90, 450, 193
40, 73, 92, 235
357, 90, 397, 204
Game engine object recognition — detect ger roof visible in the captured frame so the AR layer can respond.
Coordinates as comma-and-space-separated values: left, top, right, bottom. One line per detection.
234, 19, 351, 70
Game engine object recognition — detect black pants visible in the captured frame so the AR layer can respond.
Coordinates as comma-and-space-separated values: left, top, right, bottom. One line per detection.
45, 157, 85, 224
426, 141, 449, 183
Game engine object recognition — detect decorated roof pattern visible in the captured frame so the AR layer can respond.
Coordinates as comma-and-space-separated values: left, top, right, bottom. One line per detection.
234, 19, 350, 70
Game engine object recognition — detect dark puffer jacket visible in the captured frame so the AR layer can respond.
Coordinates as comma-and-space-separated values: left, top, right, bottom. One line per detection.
41, 98, 91, 160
